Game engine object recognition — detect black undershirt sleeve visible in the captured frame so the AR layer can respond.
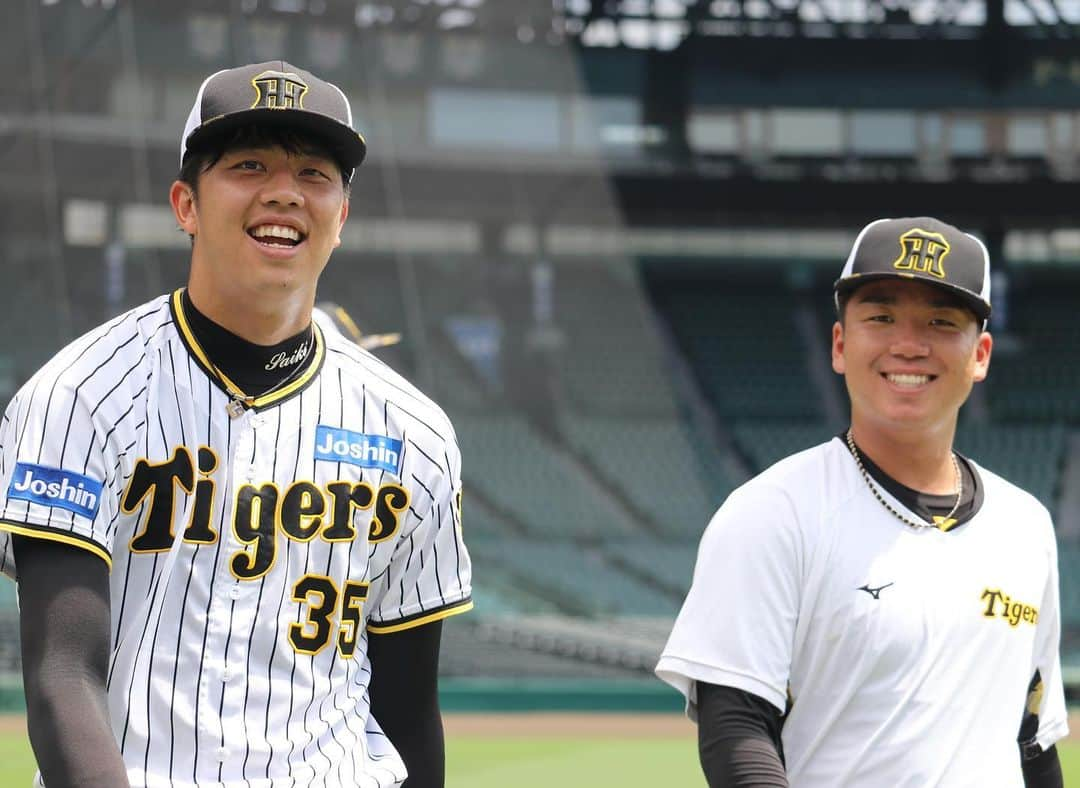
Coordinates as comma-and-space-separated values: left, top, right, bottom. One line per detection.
367, 620, 445, 788
1022, 745, 1063, 788
697, 682, 788, 788
12, 535, 129, 787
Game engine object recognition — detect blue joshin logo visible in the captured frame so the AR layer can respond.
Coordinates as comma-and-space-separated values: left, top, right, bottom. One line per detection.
315, 426, 403, 475
8, 462, 104, 520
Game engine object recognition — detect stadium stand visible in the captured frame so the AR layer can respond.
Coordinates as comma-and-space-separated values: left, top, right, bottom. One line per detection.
646, 270, 825, 422
954, 423, 1067, 515
469, 538, 682, 618
984, 276, 1080, 424
453, 411, 648, 540
552, 265, 681, 417
602, 539, 699, 600
0, 581, 19, 674
732, 420, 837, 475
559, 414, 719, 539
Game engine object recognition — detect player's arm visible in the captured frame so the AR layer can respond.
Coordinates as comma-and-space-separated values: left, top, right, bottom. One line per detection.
1021, 745, 1062, 788
697, 682, 788, 787
367, 620, 445, 788
12, 535, 128, 787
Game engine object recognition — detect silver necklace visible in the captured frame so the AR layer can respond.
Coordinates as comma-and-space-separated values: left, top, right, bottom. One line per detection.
219, 327, 315, 419
845, 430, 963, 531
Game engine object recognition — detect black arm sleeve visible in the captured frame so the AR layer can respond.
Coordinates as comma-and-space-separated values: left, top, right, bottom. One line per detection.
12, 535, 129, 787
1022, 745, 1063, 788
697, 682, 788, 788
367, 620, 445, 788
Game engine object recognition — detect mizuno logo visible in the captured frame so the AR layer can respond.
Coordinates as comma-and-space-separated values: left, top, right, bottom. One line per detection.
857, 582, 894, 600
8, 462, 104, 520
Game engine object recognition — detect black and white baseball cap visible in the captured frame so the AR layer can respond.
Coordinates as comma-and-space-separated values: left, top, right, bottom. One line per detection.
834, 217, 992, 321
180, 61, 366, 175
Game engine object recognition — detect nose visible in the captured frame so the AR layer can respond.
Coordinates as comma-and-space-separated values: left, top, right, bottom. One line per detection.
259, 168, 305, 208
889, 320, 930, 358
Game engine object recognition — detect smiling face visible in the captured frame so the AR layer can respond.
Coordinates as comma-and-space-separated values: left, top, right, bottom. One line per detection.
832, 278, 992, 444
170, 133, 349, 341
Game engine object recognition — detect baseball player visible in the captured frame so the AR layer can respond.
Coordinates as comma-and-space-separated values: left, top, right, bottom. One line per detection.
656, 217, 1067, 787
0, 61, 471, 787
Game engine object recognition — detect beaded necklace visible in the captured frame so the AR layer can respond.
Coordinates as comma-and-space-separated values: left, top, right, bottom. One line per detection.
845, 429, 962, 531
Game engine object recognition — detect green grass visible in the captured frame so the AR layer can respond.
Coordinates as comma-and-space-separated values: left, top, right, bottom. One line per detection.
0, 731, 34, 787
3, 726, 1080, 786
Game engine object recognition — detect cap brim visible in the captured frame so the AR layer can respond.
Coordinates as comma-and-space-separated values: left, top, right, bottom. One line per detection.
184, 107, 367, 171
834, 273, 991, 321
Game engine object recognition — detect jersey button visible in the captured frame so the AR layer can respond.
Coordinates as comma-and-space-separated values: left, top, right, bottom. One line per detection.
214, 746, 229, 761
229, 585, 242, 600
222, 667, 233, 682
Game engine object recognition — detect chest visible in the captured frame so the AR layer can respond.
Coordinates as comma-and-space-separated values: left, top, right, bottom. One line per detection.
110, 387, 426, 590
800, 517, 1048, 680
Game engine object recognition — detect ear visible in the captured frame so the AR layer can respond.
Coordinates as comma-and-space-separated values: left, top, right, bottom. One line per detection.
333, 197, 349, 249
971, 330, 993, 383
831, 321, 846, 375
170, 181, 198, 237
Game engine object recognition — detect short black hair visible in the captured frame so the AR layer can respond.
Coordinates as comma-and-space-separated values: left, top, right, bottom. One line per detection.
177, 124, 353, 195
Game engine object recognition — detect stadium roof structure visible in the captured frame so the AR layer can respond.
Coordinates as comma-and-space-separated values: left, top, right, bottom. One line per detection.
124, 0, 1080, 46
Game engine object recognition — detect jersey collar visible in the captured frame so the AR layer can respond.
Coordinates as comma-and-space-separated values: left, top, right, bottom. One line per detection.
170, 288, 325, 410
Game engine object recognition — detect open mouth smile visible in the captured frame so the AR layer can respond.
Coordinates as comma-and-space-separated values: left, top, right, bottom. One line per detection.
883, 372, 935, 388
247, 224, 306, 248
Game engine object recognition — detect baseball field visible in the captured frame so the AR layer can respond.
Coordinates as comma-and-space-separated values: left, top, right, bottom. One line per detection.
2, 713, 1080, 786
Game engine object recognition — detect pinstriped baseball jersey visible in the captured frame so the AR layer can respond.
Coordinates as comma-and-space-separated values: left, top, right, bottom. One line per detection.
0, 289, 472, 788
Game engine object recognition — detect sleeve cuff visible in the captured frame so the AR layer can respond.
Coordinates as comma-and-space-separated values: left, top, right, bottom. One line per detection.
655, 655, 787, 717
367, 596, 473, 634
0, 520, 111, 569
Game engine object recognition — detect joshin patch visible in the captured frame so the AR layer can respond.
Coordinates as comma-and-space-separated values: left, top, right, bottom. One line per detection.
315, 426, 403, 475
8, 462, 104, 520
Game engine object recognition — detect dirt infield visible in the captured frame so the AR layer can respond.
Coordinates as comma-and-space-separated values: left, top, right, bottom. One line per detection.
444, 712, 695, 738
0, 714, 25, 735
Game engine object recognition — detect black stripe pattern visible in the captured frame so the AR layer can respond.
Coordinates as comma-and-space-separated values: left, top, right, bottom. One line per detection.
0, 294, 472, 786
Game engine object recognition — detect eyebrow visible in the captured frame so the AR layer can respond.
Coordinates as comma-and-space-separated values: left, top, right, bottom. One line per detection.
854, 291, 966, 310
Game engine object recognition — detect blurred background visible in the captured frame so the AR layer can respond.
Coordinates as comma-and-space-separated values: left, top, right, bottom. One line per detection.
4, 0, 1080, 719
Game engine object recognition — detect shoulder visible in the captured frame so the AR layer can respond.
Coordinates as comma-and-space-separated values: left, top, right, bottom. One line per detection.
707, 438, 857, 537
968, 458, 1055, 535
319, 328, 458, 446
10, 295, 174, 407
729, 437, 857, 510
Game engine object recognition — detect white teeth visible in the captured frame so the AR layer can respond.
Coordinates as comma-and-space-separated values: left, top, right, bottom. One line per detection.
250, 224, 301, 241
887, 373, 930, 387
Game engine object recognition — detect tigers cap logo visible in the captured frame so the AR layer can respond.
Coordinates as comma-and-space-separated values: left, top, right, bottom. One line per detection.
251, 70, 309, 110
833, 217, 992, 322
892, 228, 950, 280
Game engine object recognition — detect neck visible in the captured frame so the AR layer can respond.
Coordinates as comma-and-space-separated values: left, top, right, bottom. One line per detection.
848, 419, 958, 495
187, 278, 313, 345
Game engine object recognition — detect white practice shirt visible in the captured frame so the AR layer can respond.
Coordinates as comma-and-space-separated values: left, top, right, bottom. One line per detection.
657, 438, 1067, 787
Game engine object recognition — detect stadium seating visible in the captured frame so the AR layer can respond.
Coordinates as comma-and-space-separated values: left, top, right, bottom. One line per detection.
559, 413, 722, 538
0, 580, 19, 674
1058, 547, 1080, 629
453, 411, 647, 540
981, 276, 1080, 423
552, 265, 681, 417
602, 539, 700, 599
732, 420, 837, 474
647, 272, 825, 422
468, 538, 683, 617
954, 423, 1066, 514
